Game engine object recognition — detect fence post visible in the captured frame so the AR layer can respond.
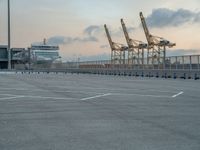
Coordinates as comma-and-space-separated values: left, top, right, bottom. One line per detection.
175, 56, 178, 70
190, 56, 192, 70
198, 55, 200, 71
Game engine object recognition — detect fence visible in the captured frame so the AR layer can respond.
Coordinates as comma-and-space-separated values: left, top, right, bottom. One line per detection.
12, 55, 200, 71
78, 55, 200, 70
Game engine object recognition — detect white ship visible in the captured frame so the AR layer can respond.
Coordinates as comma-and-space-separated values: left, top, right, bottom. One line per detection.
30, 39, 61, 63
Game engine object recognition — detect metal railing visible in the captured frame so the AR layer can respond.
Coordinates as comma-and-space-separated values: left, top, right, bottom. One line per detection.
11, 55, 200, 71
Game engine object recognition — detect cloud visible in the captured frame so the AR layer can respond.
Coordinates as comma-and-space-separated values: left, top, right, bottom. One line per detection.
47, 36, 66, 45
79, 53, 110, 61
46, 36, 98, 45
167, 49, 200, 56
84, 25, 135, 38
84, 25, 103, 36
109, 26, 135, 37
127, 27, 135, 33
33, 36, 98, 45
45, 25, 104, 45
146, 8, 200, 28
33, 24, 135, 46
100, 44, 110, 49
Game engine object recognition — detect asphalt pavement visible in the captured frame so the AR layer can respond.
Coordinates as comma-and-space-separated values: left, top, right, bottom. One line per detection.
0, 73, 200, 150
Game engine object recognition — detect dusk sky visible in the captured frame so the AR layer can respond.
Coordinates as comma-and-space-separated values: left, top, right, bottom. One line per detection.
0, 0, 200, 61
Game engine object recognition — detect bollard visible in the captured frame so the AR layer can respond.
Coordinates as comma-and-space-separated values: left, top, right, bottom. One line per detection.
165, 73, 167, 78
156, 73, 159, 78
141, 72, 144, 77
194, 73, 199, 80
124, 72, 127, 76
180, 73, 186, 79
173, 73, 177, 79
136, 72, 139, 77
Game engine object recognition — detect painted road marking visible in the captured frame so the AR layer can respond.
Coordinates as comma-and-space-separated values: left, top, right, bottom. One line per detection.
172, 91, 184, 98
0, 94, 76, 101
0, 88, 27, 91
81, 93, 112, 101
0, 93, 20, 96
0, 96, 25, 100
46, 86, 180, 94
25, 95, 76, 100
111, 93, 171, 98
0, 88, 104, 95
0, 87, 180, 95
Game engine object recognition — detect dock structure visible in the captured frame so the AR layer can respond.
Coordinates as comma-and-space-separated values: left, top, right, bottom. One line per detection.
104, 24, 128, 65
105, 12, 176, 69
0, 2, 199, 80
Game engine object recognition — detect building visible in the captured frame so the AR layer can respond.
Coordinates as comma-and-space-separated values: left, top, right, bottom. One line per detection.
11, 48, 27, 69
0, 46, 28, 69
0, 45, 8, 69
0, 39, 61, 69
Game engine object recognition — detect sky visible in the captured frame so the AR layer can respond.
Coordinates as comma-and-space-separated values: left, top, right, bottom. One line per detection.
0, 0, 200, 61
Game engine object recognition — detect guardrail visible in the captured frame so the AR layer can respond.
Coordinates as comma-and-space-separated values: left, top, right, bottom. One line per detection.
0, 68, 197, 80
1, 55, 200, 80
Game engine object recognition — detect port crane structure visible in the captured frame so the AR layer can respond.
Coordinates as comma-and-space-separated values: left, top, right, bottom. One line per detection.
104, 24, 128, 65
139, 12, 176, 67
121, 19, 147, 65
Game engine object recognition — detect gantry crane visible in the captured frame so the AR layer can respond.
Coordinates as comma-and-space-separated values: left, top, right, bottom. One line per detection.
139, 12, 176, 67
121, 19, 147, 66
104, 24, 128, 65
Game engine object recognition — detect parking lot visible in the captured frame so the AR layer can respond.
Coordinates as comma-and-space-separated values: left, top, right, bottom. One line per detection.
0, 73, 200, 150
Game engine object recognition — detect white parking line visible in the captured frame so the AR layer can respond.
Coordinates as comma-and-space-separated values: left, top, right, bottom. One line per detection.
0, 88, 104, 95
172, 91, 184, 98
0, 94, 19, 96
111, 93, 171, 98
0, 96, 25, 100
81, 93, 112, 101
0, 87, 179, 95
0, 88, 27, 91
25, 95, 76, 100
0, 94, 76, 101
47, 86, 180, 94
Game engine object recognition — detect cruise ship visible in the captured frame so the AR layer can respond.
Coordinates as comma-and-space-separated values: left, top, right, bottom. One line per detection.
29, 39, 61, 63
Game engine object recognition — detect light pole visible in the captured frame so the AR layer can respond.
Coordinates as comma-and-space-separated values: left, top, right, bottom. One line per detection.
8, 0, 11, 69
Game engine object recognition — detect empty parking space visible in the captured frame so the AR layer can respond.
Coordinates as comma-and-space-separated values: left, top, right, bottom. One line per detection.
0, 73, 200, 150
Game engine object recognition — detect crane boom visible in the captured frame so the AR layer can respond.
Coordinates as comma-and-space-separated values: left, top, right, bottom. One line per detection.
104, 24, 114, 50
140, 12, 152, 45
104, 24, 127, 65
121, 19, 131, 47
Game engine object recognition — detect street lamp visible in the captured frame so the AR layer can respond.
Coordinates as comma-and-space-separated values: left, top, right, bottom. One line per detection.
7, 0, 11, 69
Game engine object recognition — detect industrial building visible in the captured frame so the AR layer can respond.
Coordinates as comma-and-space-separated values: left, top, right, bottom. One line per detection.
0, 46, 27, 69
0, 40, 61, 69
0, 45, 8, 69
